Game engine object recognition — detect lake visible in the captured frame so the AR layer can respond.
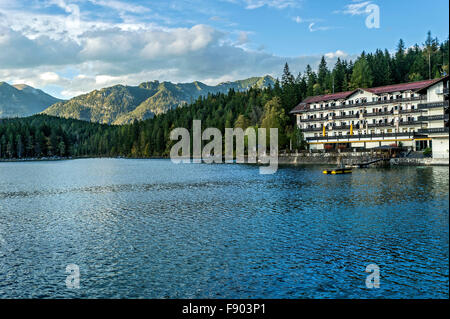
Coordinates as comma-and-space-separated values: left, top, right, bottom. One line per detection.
0, 159, 448, 298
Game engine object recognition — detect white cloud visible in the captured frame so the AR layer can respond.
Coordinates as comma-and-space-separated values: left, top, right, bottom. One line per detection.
292, 16, 321, 24
88, 0, 151, 14
0, 0, 346, 99
226, 0, 301, 10
40, 72, 61, 82
341, 1, 372, 15
325, 50, 348, 59
308, 22, 332, 32
237, 31, 250, 45
293, 16, 302, 23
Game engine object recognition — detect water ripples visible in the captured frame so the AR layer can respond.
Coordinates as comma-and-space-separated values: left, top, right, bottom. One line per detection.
0, 159, 448, 298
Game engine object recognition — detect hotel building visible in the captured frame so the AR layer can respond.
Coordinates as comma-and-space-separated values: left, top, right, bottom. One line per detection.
290, 76, 449, 159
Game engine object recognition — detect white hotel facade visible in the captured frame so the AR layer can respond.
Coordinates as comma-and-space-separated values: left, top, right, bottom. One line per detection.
291, 76, 449, 159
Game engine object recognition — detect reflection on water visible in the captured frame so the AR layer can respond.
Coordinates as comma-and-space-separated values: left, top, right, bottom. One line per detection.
0, 159, 448, 298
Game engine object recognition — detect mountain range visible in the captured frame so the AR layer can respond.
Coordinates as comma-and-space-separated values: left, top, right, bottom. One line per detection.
42, 76, 275, 124
0, 82, 62, 118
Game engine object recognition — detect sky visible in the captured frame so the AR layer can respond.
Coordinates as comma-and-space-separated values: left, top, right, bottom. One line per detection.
0, 0, 448, 99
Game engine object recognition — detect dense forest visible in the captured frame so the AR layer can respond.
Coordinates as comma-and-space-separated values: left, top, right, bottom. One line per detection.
1, 32, 448, 159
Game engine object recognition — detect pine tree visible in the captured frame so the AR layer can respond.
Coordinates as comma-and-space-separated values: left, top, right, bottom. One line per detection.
317, 56, 329, 93
350, 56, 373, 89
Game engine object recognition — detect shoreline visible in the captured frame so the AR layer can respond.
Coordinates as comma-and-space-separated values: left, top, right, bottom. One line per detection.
0, 155, 167, 163
1, 154, 448, 166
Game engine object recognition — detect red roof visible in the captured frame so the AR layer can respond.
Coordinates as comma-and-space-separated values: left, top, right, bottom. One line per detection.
290, 77, 447, 114
302, 90, 356, 104
365, 79, 437, 94
290, 103, 308, 113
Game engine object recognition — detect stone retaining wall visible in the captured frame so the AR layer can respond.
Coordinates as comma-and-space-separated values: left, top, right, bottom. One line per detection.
276, 153, 449, 166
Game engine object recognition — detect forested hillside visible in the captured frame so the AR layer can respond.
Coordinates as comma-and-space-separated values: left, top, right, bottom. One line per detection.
42, 76, 275, 125
1, 33, 448, 159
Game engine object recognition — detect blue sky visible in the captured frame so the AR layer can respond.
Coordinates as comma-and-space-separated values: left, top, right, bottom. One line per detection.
0, 0, 448, 98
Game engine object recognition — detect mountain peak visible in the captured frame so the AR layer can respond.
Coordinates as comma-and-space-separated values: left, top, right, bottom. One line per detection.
0, 81, 11, 87
13, 84, 33, 90
42, 75, 275, 125
0, 82, 61, 118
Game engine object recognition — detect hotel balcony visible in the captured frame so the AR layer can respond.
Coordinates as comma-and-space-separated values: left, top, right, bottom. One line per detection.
303, 96, 425, 113
418, 101, 449, 110
367, 123, 394, 128
398, 120, 423, 126
418, 127, 449, 134
418, 114, 449, 121
332, 114, 360, 120
364, 111, 393, 117
399, 108, 423, 114
302, 127, 325, 132
303, 124, 351, 132
305, 131, 418, 142
300, 116, 329, 123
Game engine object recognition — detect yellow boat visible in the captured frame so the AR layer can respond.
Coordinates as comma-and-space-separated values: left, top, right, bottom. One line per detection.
323, 168, 353, 175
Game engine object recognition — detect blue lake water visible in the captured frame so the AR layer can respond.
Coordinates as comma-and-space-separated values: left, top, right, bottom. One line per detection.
0, 159, 448, 298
